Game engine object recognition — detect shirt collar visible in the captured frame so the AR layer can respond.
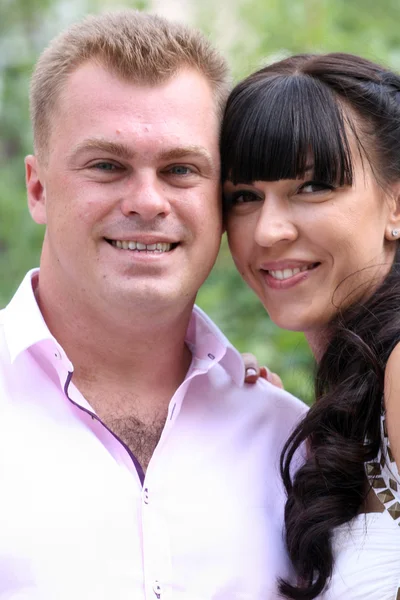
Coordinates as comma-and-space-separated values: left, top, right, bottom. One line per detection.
186, 305, 245, 386
2, 269, 245, 385
2, 268, 59, 363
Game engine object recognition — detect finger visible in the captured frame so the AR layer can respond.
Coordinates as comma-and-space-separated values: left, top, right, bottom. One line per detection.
243, 352, 262, 383
244, 366, 260, 383
242, 353, 259, 371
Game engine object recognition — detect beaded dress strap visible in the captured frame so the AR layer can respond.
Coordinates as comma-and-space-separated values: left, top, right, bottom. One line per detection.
365, 413, 400, 526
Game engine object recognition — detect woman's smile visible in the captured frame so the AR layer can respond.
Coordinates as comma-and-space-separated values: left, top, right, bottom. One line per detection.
260, 262, 320, 289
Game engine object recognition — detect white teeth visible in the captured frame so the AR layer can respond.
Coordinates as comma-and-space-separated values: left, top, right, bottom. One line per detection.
110, 240, 173, 252
269, 266, 311, 280
272, 270, 285, 280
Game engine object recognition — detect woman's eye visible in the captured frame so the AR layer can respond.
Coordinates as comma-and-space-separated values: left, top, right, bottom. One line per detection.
298, 181, 334, 194
230, 190, 261, 204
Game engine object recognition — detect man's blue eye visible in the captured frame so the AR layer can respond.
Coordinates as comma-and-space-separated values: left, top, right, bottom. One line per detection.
170, 166, 191, 175
94, 162, 116, 170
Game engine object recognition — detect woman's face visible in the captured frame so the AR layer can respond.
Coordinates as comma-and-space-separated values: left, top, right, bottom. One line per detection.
224, 147, 399, 336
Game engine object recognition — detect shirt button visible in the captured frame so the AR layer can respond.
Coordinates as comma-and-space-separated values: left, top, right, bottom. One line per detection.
153, 581, 162, 598
143, 487, 149, 504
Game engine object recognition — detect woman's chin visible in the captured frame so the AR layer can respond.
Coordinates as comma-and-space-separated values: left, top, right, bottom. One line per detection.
265, 307, 329, 334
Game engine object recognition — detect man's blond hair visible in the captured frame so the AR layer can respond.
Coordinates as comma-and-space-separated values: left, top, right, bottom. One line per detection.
30, 10, 231, 159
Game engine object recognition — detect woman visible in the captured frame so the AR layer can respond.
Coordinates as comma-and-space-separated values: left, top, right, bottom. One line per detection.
221, 53, 400, 599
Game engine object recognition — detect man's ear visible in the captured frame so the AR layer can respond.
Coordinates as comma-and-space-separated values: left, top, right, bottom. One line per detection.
25, 155, 47, 225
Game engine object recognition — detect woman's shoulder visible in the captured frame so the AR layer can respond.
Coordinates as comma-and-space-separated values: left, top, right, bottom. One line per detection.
321, 512, 400, 599
320, 346, 400, 600
366, 409, 400, 522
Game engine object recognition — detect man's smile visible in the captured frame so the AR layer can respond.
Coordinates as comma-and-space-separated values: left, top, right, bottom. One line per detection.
107, 239, 179, 252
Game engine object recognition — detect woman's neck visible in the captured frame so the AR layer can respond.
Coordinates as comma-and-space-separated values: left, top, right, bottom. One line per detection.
305, 327, 332, 362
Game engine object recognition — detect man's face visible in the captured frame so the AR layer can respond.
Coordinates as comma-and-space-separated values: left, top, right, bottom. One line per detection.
26, 63, 222, 317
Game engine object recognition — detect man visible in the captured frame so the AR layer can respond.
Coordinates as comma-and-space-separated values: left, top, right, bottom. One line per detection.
0, 10, 306, 599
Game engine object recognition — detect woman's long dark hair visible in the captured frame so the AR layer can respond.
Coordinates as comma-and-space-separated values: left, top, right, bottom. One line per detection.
221, 53, 400, 599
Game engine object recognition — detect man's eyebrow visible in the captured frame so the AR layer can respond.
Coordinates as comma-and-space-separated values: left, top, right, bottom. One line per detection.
159, 146, 216, 171
68, 139, 135, 161
67, 140, 216, 172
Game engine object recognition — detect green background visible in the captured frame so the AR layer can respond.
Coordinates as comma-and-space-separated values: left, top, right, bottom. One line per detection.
2, 0, 400, 403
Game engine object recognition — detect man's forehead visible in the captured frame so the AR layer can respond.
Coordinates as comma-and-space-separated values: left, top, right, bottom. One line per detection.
58, 65, 216, 121
61, 61, 214, 108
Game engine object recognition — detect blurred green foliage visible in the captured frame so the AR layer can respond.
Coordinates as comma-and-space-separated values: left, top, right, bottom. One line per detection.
2, 0, 400, 403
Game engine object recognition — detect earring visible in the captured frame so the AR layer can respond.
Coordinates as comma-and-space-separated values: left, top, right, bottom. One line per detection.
392, 229, 400, 238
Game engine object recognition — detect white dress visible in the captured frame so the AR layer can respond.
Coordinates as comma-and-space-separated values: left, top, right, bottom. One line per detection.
320, 414, 400, 599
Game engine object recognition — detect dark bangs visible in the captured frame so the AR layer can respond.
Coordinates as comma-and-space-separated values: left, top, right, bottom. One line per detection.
220, 72, 354, 187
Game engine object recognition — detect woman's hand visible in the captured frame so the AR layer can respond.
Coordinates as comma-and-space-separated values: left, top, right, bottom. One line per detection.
242, 353, 284, 389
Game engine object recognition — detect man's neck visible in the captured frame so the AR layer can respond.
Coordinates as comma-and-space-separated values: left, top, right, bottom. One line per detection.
34, 273, 194, 401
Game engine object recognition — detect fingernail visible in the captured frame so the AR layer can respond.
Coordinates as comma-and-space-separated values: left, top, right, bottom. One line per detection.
245, 367, 257, 377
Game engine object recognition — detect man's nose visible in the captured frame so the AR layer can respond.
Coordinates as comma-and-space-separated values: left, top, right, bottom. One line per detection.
254, 199, 298, 247
120, 175, 171, 220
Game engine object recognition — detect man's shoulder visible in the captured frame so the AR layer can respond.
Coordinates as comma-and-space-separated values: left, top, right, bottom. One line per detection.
206, 358, 307, 434
220, 375, 308, 441
191, 305, 308, 422
238, 380, 308, 461
245, 377, 308, 418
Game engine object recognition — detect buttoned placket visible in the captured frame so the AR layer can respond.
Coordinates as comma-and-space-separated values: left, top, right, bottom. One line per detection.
56, 338, 220, 600
140, 354, 219, 600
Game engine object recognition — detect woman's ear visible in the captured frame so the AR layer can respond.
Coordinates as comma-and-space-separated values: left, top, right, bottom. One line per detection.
385, 182, 400, 241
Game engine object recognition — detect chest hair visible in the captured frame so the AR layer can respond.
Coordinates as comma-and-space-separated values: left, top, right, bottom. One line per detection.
107, 414, 167, 472
75, 381, 170, 472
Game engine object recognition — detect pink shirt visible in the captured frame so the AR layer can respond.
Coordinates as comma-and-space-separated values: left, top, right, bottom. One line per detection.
0, 270, 307, 600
